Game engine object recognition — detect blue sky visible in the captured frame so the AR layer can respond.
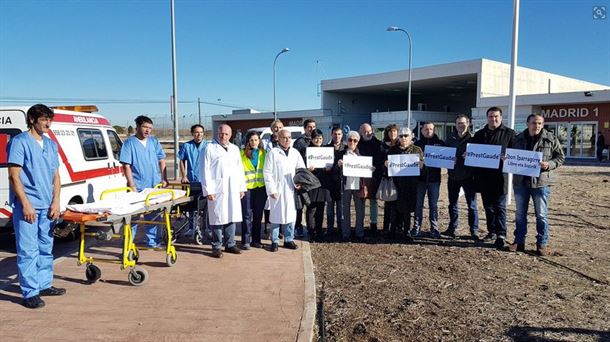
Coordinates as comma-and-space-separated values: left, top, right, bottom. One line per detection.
1, 0, 609, 127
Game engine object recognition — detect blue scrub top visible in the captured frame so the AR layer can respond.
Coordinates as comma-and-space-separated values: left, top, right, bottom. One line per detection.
178, 139, 207, 183
8, 132, 59, 209
119, 135, 166, 191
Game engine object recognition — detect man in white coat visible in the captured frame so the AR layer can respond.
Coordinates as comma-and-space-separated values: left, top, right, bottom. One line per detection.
200, 124, 247, 258
263, 129, 305, 252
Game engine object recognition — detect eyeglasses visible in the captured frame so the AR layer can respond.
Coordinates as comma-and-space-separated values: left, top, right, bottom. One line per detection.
399, 135, 410, 138
347, 138, 359, 142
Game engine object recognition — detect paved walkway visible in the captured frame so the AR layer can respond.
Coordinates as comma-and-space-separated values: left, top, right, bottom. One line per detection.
0, 233, 314, 341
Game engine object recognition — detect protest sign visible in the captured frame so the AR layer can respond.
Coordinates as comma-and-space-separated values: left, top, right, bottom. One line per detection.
503, 148, 542, 177
424, 145, 456, 169
387, 154, 420, 177
464, 143, 502, 169
306, 147, 334, 168
343, 154, 373, 178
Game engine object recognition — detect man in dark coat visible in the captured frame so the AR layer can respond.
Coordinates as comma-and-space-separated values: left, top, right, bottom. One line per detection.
472, 106, 516, 249
412, 122, 445, 238
596, 131, 606, 162
292, 119, 317, 237
357, 123, 383, 234
442, 115, 479, 240
324, 126, 346, 235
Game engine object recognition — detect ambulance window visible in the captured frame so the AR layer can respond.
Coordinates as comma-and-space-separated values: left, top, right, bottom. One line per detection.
0, 129, 22, 167
107, 130, 123, 160
77, 129, 108, 160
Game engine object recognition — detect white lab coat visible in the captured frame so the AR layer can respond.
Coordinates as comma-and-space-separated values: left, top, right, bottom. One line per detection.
200, 140, 247, 226
263, 146, 305, 224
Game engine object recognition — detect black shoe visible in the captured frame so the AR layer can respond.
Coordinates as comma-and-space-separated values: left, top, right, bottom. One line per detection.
483, 233, 497, 242
39, 286, 66, 296
370, 223, 378, 233
251, 241, 264, 248
225, 245, 242, 254
22, 295, 45, 309
403, 234, 414, 244
470, 232, 481, 241
441, 230, 456, 239
269, 243, 279, 252
353, 236, 365, 243
211, 248, 223, 258
283, 241, 299, 250
494, 238, 506, 249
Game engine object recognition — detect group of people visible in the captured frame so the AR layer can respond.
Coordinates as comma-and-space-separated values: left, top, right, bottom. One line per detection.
7, 103, 564, 309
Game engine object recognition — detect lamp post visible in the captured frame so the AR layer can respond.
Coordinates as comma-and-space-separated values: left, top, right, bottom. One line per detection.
273, 48, 290, 121
387, 26, 413, 129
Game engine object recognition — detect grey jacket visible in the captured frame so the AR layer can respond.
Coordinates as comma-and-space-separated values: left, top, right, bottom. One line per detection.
512, 128, 565, 188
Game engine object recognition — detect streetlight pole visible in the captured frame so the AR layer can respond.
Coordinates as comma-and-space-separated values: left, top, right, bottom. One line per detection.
387, 26, 413, 129
273, 48, 290, 121
170, 0, 179, 180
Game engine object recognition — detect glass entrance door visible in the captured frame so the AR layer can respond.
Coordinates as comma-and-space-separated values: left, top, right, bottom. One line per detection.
565, 122, 597, 158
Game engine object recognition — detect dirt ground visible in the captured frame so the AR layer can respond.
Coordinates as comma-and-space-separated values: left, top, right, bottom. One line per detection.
311, 165, 610, 341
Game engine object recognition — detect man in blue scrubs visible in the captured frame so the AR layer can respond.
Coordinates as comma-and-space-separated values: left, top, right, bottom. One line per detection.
8, 104, 65, 309
179, 124, 208, 236
119, 115, 168, 247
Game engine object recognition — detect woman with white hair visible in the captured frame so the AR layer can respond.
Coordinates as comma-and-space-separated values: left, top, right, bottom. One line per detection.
335, 130, 366, 242
385, 127, 423, 242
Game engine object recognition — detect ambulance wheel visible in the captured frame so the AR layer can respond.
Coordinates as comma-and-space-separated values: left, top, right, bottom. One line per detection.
128, 266, 148, 286
85, 264, 102, 283
166, 253, 177, 267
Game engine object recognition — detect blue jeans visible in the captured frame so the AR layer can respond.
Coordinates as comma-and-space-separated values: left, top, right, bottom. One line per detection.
514, 186, 550, 247
210, 223, 237, 250
481, 191, 507, 239
326, 199, 343, 231
13, 204, 55, 299
447, 178, 479, 234
271, 222, 295, 244
342, 190, 365, 238
414, 181, 440, 231
131, 211, 159, 247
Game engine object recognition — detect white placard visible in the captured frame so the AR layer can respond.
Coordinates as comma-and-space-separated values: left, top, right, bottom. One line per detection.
424, 145, 457, 170
464, 143, 502, 169
306, 147, 335, 168
387, 154, 420, 177
503, 148, 542, 177
342, 154, 373, 178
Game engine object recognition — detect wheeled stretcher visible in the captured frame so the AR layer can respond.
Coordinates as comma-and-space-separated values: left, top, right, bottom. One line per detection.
62, 185, 193, 286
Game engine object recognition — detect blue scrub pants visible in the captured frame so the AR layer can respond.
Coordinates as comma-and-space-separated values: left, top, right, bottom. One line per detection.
13, 203, 55, 299
131, 211, 159, 248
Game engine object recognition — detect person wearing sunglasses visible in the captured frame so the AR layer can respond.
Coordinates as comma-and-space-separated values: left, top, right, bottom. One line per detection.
385, 127, 423, 242
335, 131, 367, 242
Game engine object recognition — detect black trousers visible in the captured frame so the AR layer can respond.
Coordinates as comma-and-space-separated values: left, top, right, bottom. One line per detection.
306, 201, 326, 239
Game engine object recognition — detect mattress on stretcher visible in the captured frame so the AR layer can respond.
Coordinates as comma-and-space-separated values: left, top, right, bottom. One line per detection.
66, 188, 187, 216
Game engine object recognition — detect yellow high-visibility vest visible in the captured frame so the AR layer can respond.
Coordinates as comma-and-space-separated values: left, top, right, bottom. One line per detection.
241, 149, 266, 189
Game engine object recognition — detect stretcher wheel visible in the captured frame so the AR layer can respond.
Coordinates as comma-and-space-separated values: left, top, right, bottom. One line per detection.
127, 250, 139, 263
128, 266, 148, 286
85, 264, 102, 283
194, 232, 204, 245
166, 253, 177, 267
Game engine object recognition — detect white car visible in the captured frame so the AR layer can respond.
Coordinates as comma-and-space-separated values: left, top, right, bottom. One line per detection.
247, 126, 304, 147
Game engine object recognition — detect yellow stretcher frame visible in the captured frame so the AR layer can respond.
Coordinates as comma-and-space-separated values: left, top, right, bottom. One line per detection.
65, 184, 193, 286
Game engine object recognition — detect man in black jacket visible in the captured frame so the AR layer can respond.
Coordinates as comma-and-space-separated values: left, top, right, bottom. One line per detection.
324, 126, 346, 235
357, 123, 383, 234
412, 122, 445, 238
292, 119, 317, 237
442, 115, 479, 240
472, 107, 516, 249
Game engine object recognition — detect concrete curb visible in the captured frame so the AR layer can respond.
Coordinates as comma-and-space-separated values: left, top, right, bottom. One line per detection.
297, 240, 316, 342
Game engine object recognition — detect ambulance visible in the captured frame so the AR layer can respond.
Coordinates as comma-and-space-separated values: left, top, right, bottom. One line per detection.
0, 105, 124, 236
